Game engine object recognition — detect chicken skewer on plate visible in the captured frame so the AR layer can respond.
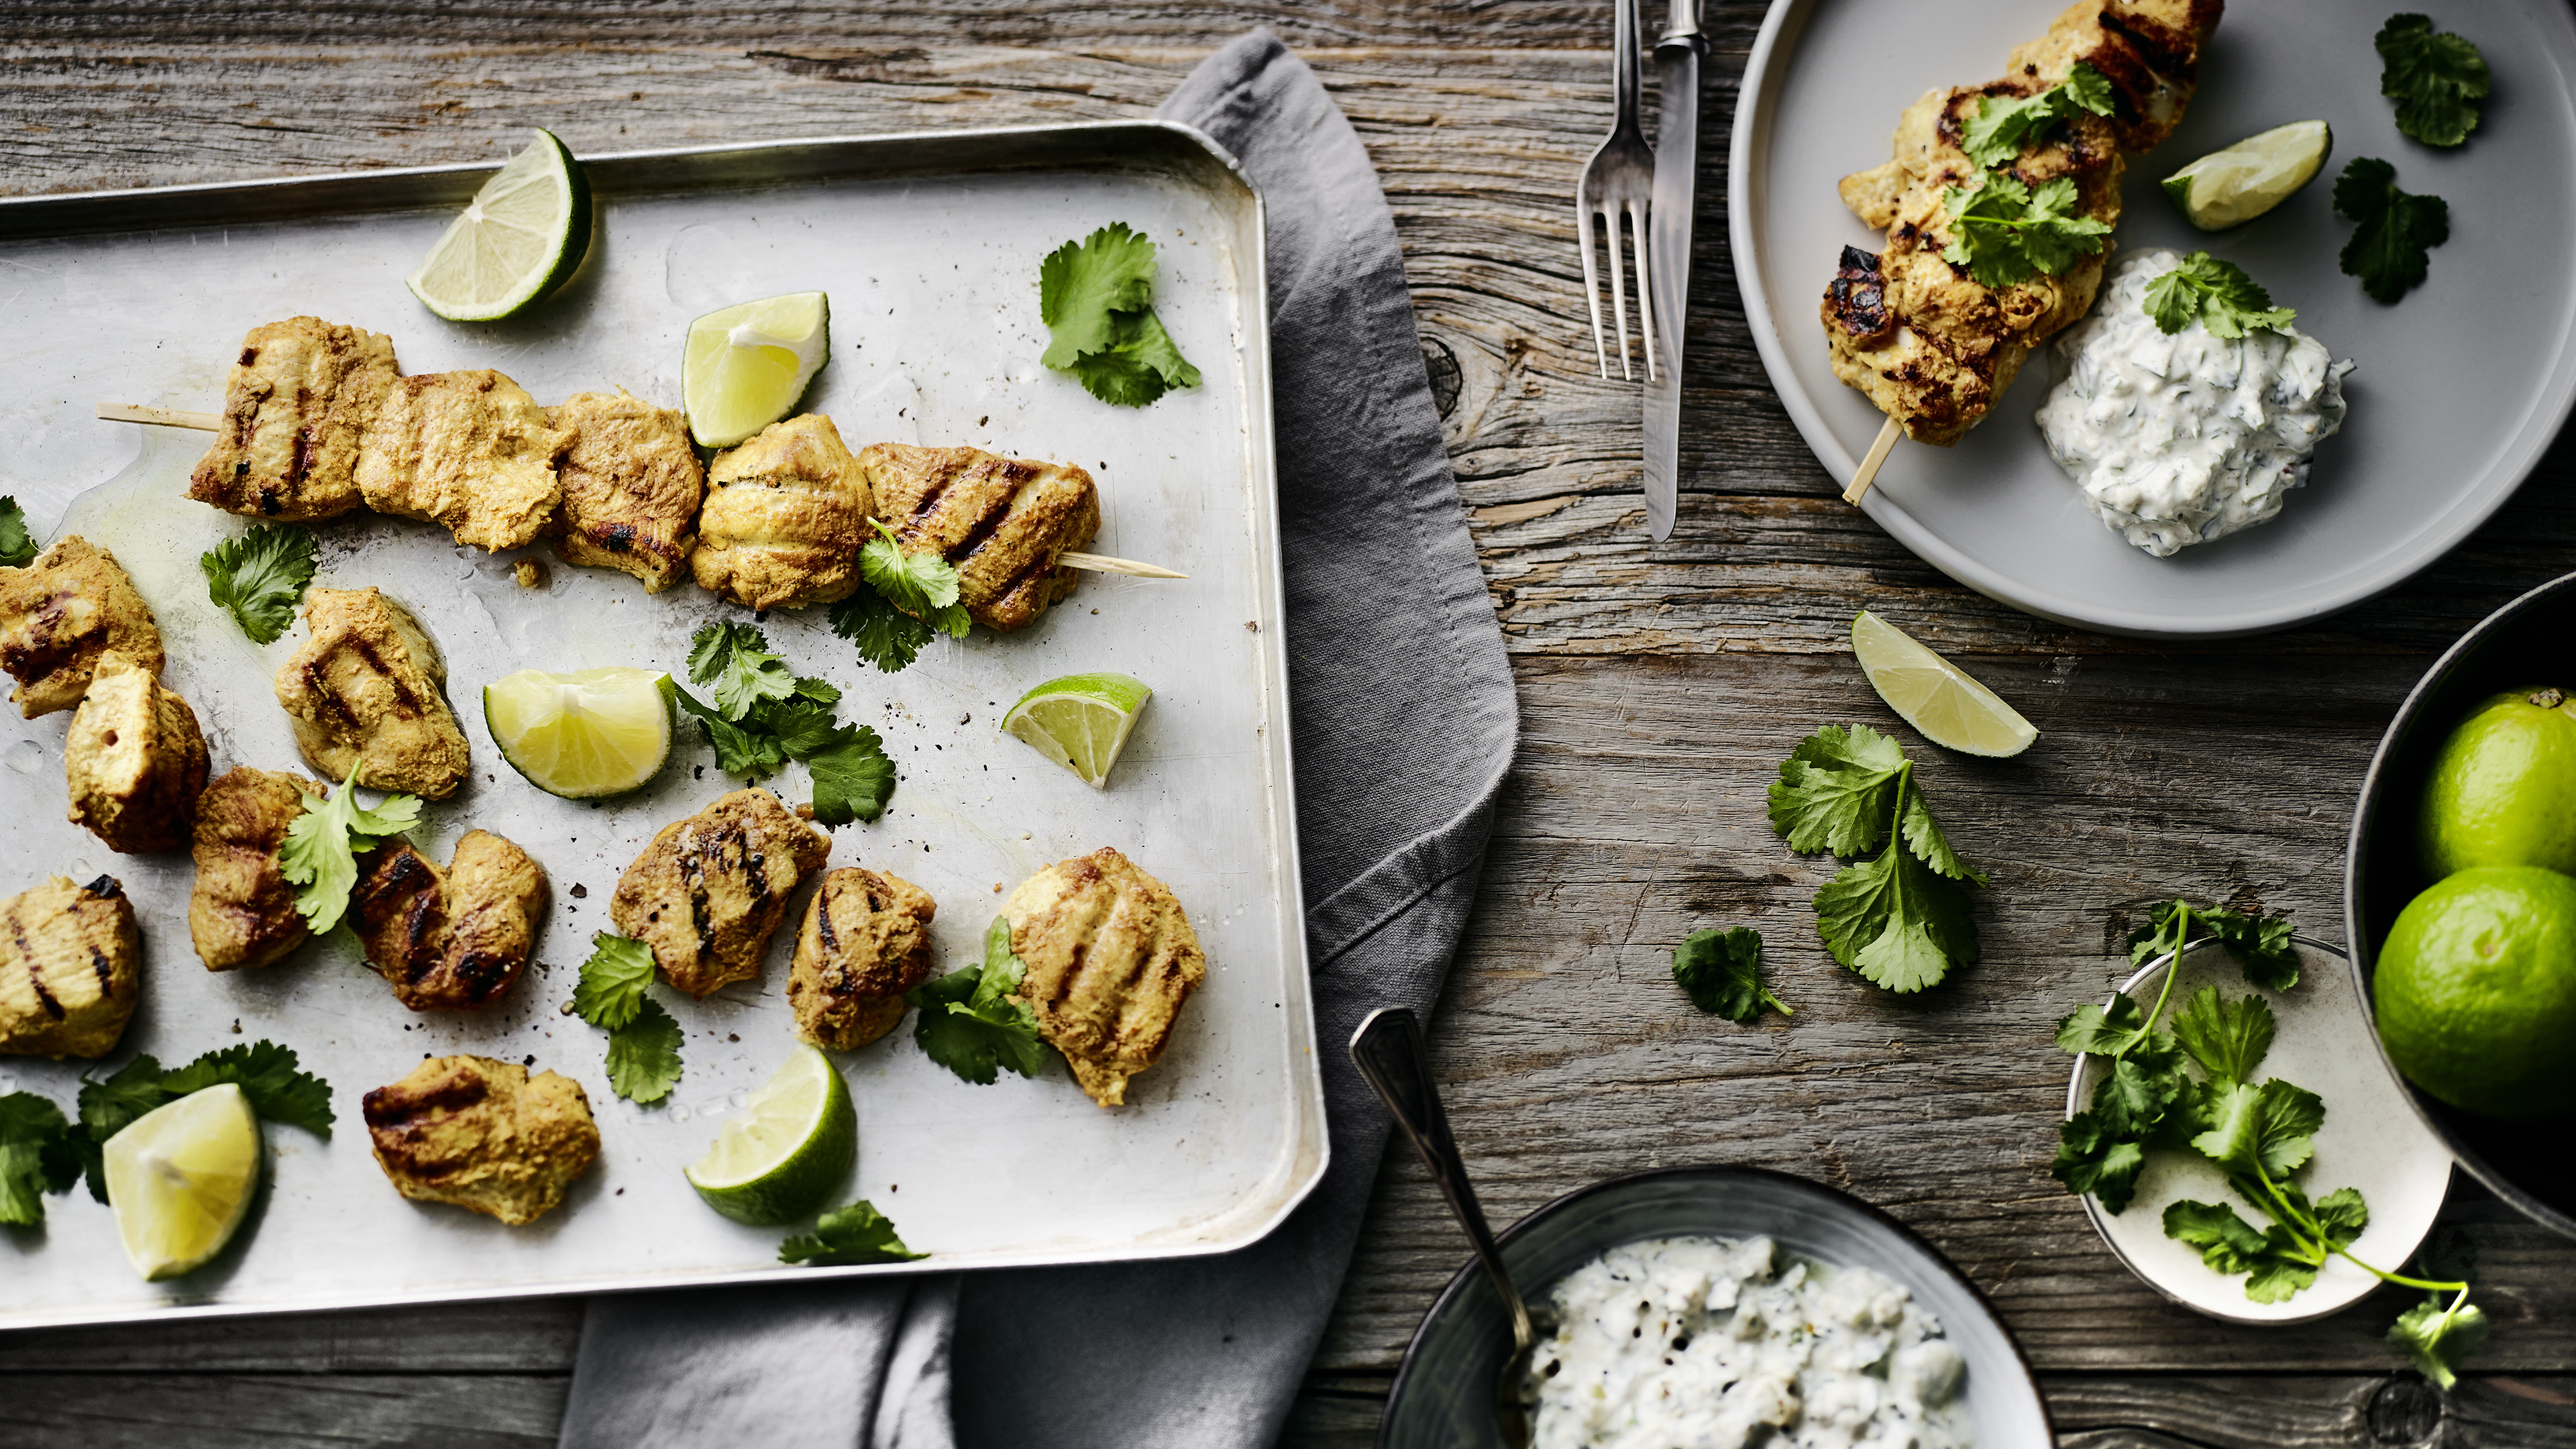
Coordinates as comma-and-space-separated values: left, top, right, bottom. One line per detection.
1823, 0, 2222, 500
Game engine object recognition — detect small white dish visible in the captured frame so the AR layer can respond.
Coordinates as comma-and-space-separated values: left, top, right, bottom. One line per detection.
2065, 935, 2451, 1324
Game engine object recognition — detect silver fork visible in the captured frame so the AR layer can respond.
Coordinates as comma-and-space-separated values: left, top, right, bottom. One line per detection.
1576, 0, 1658, 381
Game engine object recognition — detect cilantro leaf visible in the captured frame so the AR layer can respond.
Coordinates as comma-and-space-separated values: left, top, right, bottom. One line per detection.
673, 684, 786, 778
2163, 1197, 2272, 1275
2241, 1229, 2324, 1303
689, 621, 797, 720
277, 775, 420, 934
1767, 723, 1907, 856
2055, 994, 2149, 1057
2200, 906, 2300, 991
1038, 223, 1202, 408
2377, 13, 2489, 148
0, 1092, 80, 1226
2171, 986, 2276, 1087
0, 496, 36, 568
2141, 252, 2298, 339
908, 918, 1050, 1085
1896, 780, 1986, 885
2053, 1111, 2147, 1214
2191, 1077, 2323, 1179
605, 998, 684, 1104
859, 522, 973, 639
1941, 174, 2112, 289
1813, 843, 1978, 992
2089, 1040, 2186, 1140
1672, 928, 1792, 1022
2127, 900, 2192, 967
200, 525, 319, 645
780, 1199, 926, 1265
74, 1055, 171, 1200
828, 586, 938, 673
1960, 64, 2116, 168
759, 694, 847, 760
159, 1040, 334, 1137
801, 722, 897, 826
2310, 1185, 2370, 1251
573, 932, 657, 1030
2334, 157, 2449, 304
2390, 1294, 2490, 1390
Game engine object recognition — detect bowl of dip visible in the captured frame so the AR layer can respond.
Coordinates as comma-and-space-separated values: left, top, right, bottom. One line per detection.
1376, 1164, 2050, 1449
2347, 569, 2576, 1239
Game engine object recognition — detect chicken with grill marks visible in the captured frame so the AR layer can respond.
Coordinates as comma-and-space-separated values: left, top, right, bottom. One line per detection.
0, 536, 165, 719
790, 867, 936, 1052
272, 586, 472, 798
861, 443, 1099, 633
189, 766, 319, 972
362, 1055, 599, 1226
546, 388, 704, 592
0, 874, 141, 1060
1822, 0, 2222, 446
610, 788, 833, 998
350, 830, 547, 1012
356, 370, 567, 551
1004, 847, 1205, 1108
691, 414, 875, 611
65, 653, 208, 854
188, 316, 399, 522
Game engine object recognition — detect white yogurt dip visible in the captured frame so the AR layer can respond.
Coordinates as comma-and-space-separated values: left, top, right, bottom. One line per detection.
1525, 1234, 1973, 1449
2035, 248, 2353, 557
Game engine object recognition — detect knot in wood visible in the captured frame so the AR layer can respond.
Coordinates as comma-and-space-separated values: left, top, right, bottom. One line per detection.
2366, 1374, 2445, 1447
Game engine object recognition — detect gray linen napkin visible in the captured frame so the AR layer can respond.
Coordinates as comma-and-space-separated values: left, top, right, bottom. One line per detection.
559, 32, 1516, 1448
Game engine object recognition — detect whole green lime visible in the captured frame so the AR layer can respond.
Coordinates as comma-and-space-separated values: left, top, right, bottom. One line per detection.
2418, 687, 2576, 877
2375, 866, 2576, 1122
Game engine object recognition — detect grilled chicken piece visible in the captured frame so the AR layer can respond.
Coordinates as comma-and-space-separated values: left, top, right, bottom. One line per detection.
690, 414, 875, 610
356, 370, 567, 551
1004, 847, 1205, 1107
350, 830, 546, 1012
64, 653, 208, 854
0, 875, 141, 1059
1823, 0, 2220, 445
0, 537, 166, 718
362, 1055, 599, 1226
789, 867, 936, 1051
189, 766, 319, 971
547, 389, 704, 592
861, 443, 1100, 633
272, 586, 471, 798
610, 788, 832, 998
187, 316, 399, 522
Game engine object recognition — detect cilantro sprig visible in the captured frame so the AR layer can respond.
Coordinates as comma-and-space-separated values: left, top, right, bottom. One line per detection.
0, 1093, 80, 1226
57, 1042, 335, 1207
1768, 724, 1984, 993
201, 525, 319, 645
827, 520, 972, 674
780, 1199, 925, 1265
2142, 252, 2297, 339
1961, 64, 2114, 168
278, 772, 421, 934
1672, 928, 1791, 1022
670, 623, 896, 824
1038, 223, 1202, 408
2334, 157, 2449, 304
0, 496, 36, 568
570, 932, 684, 1104
2377, 13, 2489, 148
906, 917, 1049, 1085
1940, 174, 2113, 289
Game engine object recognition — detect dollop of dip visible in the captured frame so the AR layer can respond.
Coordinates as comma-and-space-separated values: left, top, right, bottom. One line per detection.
1526, 1234, 1973, 1449
2035, 248, 2353, 557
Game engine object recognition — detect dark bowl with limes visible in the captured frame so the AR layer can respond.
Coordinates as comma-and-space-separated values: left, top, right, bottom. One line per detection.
2347, 570, 2576, 1240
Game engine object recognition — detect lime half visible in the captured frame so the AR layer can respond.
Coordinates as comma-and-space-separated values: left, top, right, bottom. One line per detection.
1851, 610, 2037, 758
1004, 672, 1152, 788
685, 1044, 857, 1226
406, 129, 592, 321
684, 292, 831, 447
105, 1083, 262, 1281
484, 666, 673, 799
2163, 120, 2332, 231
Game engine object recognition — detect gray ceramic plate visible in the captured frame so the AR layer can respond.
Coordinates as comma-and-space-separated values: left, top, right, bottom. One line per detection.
1377, 1165, 2051, 1448
1729, 0, 2576, 638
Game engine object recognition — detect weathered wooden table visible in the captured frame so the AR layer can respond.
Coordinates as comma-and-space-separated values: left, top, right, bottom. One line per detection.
5, 5, 2574, 1446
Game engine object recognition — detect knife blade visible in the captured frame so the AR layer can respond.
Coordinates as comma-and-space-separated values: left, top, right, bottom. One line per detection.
1642, 0, 1703, 543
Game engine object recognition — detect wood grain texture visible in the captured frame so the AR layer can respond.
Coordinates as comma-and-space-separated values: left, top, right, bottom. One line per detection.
1, 8, 2572, 1448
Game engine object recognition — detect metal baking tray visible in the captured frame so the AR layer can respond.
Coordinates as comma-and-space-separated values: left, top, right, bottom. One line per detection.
0, 122, 1326, 1330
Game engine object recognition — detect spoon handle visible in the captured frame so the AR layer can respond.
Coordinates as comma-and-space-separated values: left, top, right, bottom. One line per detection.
1349, 1006, 1535, 1352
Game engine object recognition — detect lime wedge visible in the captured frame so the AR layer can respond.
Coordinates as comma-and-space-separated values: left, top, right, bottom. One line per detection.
684, 292, 831, 447
406, 129, 592, 322
1851, 610, 2037, 758
483, 666, 674, 799
684, 1044, 856, 1226
1003, 672, 1152, 788
2163, 121, 2332, 231
105, 1083, 262, 1281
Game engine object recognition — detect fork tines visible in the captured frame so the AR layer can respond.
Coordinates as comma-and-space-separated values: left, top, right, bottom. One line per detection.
1576, 183, 1656, 382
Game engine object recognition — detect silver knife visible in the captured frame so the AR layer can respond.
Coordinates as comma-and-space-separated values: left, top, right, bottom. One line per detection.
1643, 0, 1703, 543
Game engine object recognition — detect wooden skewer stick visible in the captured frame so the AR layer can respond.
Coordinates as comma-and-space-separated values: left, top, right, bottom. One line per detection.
96, 401, 1187, 580
1842, 415, 1903, 505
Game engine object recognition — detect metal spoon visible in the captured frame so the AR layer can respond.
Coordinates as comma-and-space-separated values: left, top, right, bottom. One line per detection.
1349, 1006, 1538, 1449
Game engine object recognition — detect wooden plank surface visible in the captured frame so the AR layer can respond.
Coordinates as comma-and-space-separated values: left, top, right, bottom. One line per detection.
3, 4, 2573, 1446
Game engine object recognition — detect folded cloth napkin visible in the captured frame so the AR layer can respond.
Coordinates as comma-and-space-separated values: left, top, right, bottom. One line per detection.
558, 31, 1516, 1449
